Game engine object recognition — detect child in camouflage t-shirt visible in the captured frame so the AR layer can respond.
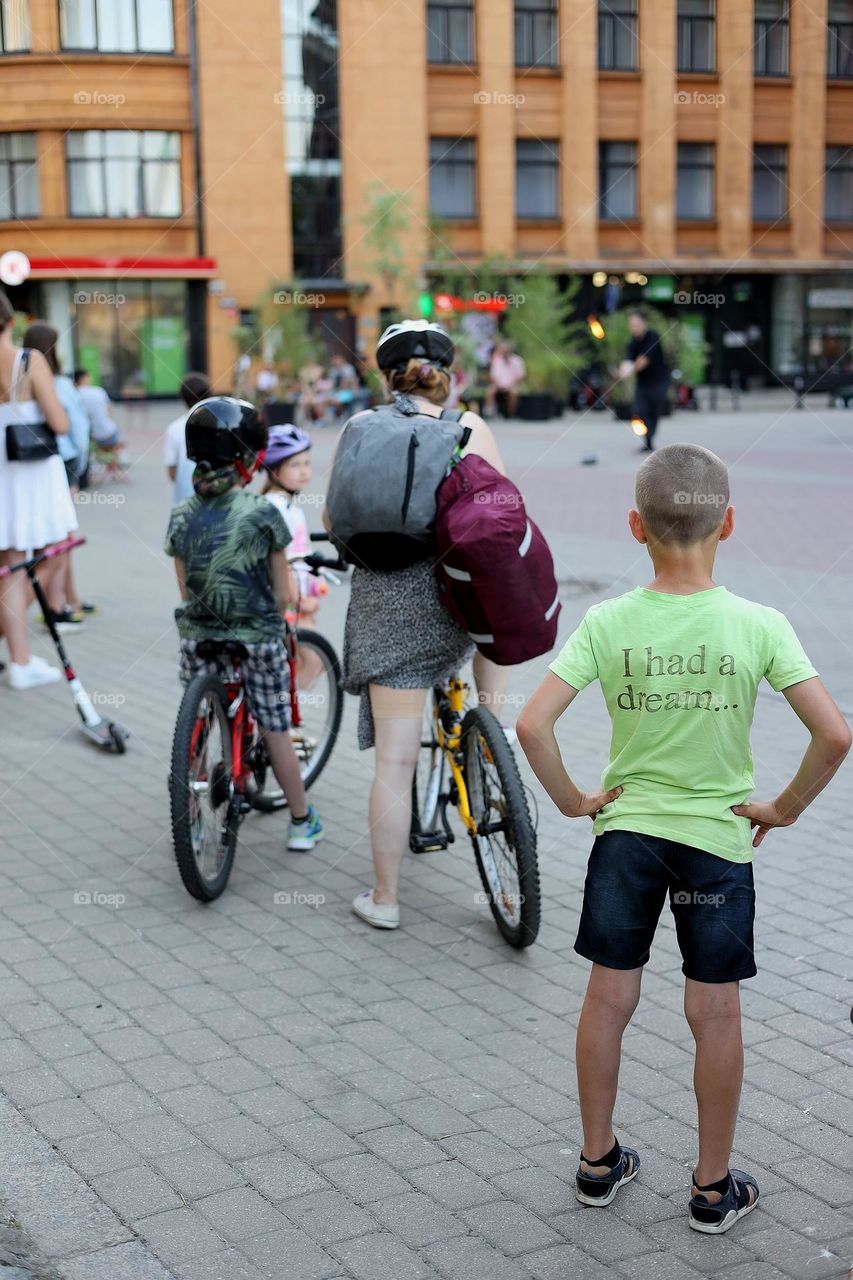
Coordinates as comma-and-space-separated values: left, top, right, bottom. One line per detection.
166, 444, 323, 852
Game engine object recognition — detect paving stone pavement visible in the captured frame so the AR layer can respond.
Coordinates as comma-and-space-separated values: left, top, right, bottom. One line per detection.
1, 397, 852, 1279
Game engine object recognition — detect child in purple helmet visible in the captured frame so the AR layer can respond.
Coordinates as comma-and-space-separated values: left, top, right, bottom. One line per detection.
261, 425, 325, 629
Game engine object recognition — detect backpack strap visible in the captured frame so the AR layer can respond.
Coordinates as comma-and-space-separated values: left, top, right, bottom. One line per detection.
438, 407, 472, 452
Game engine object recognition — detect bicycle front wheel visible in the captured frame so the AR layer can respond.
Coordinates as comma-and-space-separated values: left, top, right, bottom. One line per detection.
170, 672, 238, 901
461, 707, 540, 947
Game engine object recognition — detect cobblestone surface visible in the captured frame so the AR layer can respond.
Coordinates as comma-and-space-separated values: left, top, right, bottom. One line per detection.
1, 397, 852, 1278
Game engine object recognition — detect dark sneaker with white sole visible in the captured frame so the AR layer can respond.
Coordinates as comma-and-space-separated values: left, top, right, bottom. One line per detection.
689, 1168, 760, 1234
575, 1140, 640, 1207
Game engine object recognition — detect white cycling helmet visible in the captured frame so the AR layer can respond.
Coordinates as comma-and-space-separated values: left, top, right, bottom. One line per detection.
376, 319, 454, 371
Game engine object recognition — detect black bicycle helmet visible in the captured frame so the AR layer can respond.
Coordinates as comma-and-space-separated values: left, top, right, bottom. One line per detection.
185, 396, 267, 469
376, 319, 454, 372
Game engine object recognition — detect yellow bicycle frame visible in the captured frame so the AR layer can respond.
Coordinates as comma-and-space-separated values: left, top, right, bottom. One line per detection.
433, 677, 478, 835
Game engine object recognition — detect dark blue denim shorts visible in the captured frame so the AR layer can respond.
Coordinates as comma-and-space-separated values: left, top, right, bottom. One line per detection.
575, 829, 757, 983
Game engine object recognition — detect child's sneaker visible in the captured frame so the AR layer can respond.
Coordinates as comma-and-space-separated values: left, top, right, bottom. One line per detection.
575, 1140, 640, 1207
287, 804, 323, 851
689, 1169, 759, 1234
41, 607, 84, 634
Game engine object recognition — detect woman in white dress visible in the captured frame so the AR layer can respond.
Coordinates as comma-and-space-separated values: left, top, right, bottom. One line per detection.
0, 291, 76, 689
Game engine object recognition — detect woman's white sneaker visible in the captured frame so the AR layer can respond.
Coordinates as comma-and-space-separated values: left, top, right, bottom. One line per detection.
9, 659, 61, 690
352, 890, 400, 930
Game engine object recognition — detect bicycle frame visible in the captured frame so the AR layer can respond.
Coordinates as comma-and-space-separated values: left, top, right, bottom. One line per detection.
432, 677, 478, 836
187, 672, 256, 794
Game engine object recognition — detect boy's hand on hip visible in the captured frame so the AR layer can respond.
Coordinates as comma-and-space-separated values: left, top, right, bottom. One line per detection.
731, 799, 796, 847
562, 786, 622, 819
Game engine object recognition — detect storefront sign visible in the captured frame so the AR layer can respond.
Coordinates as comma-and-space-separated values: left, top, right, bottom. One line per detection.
0, 251, 30, 286
807, 289, 853, 309
644, 276, 676, 301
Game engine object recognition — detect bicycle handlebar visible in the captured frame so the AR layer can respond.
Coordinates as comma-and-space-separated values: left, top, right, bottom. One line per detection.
0, 535, 87, 580
303, 551, 347, 575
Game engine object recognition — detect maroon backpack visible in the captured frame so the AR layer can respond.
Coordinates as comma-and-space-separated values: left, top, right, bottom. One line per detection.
434, 429, 561, 666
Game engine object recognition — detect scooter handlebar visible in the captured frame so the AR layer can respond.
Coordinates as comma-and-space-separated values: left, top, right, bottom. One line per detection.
0, 535, 87, 579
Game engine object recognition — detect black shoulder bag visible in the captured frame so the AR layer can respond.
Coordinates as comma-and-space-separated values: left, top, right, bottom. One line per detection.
5, 349, 59, 463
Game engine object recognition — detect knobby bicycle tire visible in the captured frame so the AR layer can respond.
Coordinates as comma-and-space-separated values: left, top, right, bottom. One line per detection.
170, 671, 238, 901
461, 706, 541, 947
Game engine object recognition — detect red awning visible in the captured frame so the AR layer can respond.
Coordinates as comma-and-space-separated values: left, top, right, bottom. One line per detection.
27, 256, 217, 280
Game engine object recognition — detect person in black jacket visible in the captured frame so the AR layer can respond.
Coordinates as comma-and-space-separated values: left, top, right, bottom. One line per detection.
621, 311, 670, 452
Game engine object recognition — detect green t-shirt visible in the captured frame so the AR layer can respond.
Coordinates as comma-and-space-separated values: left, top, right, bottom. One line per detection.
165, 489, 291, 643
549, 587, 817, 862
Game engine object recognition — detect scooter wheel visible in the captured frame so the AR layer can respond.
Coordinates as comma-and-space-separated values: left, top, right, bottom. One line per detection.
109, 723, 127, 754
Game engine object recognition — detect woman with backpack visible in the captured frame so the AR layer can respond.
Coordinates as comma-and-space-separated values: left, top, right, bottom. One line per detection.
325, 320, 508, 930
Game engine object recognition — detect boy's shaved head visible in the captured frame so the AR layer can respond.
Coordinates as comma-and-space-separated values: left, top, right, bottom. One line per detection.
635, 444, 729, 545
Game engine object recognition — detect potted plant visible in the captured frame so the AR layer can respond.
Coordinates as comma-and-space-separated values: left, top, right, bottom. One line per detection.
258, 287, 321, 422
502, 275, 590, 420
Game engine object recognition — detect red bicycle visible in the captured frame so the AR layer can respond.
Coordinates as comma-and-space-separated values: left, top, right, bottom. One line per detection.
169, 546, 344, 901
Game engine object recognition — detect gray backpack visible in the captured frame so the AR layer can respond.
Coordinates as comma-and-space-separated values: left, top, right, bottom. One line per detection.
326, 403, 466, 570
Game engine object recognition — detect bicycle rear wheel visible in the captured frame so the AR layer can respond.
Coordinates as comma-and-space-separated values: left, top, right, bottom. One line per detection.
247, 629, 343, 812
410, 689, 446, 852
170, 672, 238, 901
461, 706, 540, 947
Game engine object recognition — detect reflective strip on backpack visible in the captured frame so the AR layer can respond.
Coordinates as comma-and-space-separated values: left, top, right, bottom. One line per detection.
544, 589, 560, 621
469, 632, 495, 644
518, 521, 533, 557
443, 564, 473, 581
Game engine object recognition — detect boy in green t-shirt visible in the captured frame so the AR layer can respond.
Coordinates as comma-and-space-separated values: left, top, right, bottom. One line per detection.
518, 443, 850, 1233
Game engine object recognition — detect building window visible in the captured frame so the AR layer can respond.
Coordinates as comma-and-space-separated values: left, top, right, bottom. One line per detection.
427, 0, 474, 63
283, 0, 341, 277
677, 0, 715, 72
754, 0, 789, 76
825, 145, 853, 220
516, 139, 559, 218
753, 144, 787, 220
0, 133, 38, 218
677, 142, 715, 219
598, 0, 637, 70
430, 137, 476, 219
59, 0, 173, 52
515, 0, 558, 68
66, 131, 181, 217
1, 0, 30, 50
828, 0, 853, 77
599, 142, 637, 219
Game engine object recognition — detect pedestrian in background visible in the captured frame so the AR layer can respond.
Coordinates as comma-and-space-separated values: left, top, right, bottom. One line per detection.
164, 371, 213, 505
22, 323, 94, 628
486, 341, 525, 419
73, 369, 126, 478
620, 310, 670, 452
0, 292, 74, 689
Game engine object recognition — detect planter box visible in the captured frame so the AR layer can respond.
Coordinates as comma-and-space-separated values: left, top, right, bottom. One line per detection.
518, 392, 559, 421
263, 399, 299, 427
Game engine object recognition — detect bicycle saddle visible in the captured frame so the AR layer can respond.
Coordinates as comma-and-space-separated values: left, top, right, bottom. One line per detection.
195, 639, 249, 661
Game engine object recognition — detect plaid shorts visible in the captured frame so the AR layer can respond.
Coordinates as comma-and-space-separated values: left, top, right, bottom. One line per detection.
178, 638, 291, 732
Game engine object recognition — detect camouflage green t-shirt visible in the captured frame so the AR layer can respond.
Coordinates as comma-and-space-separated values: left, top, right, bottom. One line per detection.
165, 488, 291, 642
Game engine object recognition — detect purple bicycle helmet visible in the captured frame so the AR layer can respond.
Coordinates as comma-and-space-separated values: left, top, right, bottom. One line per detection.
265, 424, 312, 467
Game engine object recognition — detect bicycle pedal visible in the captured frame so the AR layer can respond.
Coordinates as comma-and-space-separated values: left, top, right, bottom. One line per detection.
409, 832, 450, 854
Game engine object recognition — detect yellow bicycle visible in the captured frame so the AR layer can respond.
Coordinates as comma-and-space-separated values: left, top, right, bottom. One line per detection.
410, 677, 540, 947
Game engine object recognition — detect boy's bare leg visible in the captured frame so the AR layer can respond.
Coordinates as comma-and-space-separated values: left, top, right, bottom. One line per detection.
262, 728, 308, 817
576, 963, 642, 1167
685, 978, 745, 1190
